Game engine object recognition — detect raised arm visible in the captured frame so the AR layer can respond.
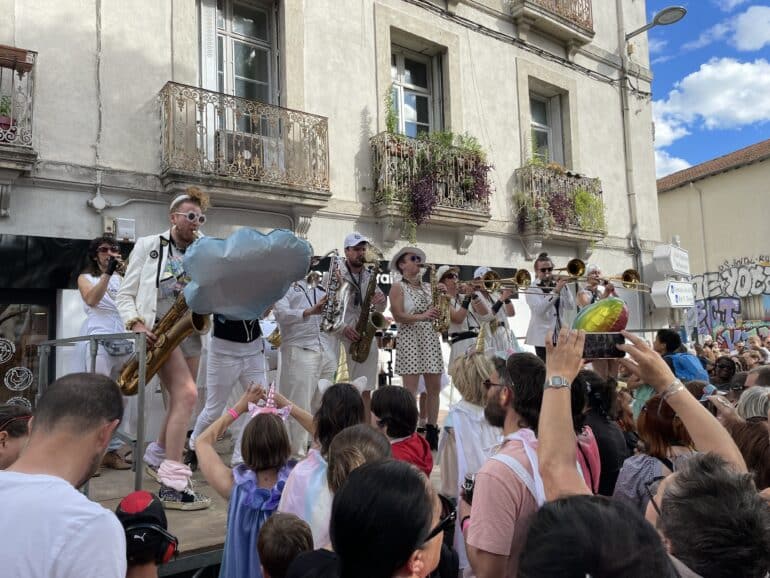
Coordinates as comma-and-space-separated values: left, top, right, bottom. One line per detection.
538, 328, 590, 500
618, 331, 747, 472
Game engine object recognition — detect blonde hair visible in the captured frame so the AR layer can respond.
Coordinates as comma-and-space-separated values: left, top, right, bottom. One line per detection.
449, 352, 495, 406
170, 186, 210, 213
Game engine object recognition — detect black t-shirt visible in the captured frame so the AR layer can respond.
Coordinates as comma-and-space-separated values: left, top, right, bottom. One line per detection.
286, 549, 340, 578
585, 410, 632, 496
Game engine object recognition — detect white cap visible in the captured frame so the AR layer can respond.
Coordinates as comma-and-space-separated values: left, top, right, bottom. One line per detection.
473, 266, 492, 279
344, 232, 371, 249
436, 265, 459, 281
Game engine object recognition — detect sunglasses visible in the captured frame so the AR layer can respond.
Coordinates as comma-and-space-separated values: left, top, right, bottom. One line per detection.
644, 476, 666, 517
96, 245, 120, 254
423, 508, 456, 544
443, 273, 458, 280
0, 414, 32, 432
408, 255, 422, 263
174, 211, 206, 224
539, 267, 553, 273
483, 379, 506, 389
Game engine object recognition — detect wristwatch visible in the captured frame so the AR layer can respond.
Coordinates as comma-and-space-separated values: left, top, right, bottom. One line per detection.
544, 375, 571, 389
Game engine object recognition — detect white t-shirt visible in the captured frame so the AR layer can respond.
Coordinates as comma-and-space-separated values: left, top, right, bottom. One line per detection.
0, 471, 127, 578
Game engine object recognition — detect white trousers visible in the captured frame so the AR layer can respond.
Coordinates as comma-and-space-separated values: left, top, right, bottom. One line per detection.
324, 333, 379, 391
87, 343, 133, 452
189, 339, 266, 467
278, 343, 336, 456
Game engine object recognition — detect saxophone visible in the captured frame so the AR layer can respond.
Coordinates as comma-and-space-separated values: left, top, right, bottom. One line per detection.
320, 250, 349, 333
429, 264, 451, 333
117, 292, 211, 395
349, 245, 387, 363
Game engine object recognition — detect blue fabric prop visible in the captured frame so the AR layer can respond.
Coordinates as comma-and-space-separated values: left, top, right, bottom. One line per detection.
183, 228, 312, 320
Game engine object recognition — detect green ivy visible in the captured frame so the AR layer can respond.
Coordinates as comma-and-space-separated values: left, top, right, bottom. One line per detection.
384, 88, 398, 135
573, 187, 606, 232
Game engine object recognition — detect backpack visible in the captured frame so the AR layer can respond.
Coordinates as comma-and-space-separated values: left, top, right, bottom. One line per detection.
664, 353, 710, 382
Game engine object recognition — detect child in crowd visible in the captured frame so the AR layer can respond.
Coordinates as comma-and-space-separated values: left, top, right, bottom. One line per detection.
197, 384, 309, 578
257, 513, 313, 578
0, 404, 31, 469
115, 491, 179, 578
371, 386, 433, 477
277, 381, 366, 548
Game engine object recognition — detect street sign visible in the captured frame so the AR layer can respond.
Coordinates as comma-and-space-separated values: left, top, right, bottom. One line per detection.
653, 244, 690, 277
651, 280, 695, 309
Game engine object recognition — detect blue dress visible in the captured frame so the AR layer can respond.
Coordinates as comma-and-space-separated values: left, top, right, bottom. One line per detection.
219, 462, 295, 578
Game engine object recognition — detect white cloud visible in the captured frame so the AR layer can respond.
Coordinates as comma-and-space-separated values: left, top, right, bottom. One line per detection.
653, 103, 690, 147
732, 6, 770, 50
648, 37, 668, 55
655, 150, 691, 178
712, 0, 749, 12
655, 57, 770, 131
682, 21, 732, 51
682, 6, 770, 52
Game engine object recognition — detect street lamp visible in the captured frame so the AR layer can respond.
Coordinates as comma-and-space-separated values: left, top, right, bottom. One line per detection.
625, 6, 687, 41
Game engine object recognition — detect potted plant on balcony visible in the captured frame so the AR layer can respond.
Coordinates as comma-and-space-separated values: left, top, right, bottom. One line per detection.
0, 95, 14, 142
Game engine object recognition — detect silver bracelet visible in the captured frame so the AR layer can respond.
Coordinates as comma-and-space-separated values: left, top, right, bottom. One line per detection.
662, 379, 685, 403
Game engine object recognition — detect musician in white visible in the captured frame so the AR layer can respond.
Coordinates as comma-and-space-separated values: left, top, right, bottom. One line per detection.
273, 274, 335, 457
524, 252, 575, 361
116, 187, 210, 510
471, 266, 517, 355
324, 232, 387, 418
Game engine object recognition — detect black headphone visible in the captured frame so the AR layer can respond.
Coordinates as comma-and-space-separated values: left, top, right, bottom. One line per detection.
124, 523, 179, 565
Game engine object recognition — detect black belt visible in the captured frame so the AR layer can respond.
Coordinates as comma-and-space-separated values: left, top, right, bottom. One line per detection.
450, 331, 478, 345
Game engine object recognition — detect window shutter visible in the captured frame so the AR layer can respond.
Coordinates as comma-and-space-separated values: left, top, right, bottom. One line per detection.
200, 0, 218, 91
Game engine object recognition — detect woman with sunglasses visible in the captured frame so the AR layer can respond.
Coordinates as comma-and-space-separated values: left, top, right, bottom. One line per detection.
75, 235, 134, 470
0, 404, 31, 469
116, 186, 211, 510
323, 460, 451, 578
436, 266, 489, 369
389, 247, 445, 451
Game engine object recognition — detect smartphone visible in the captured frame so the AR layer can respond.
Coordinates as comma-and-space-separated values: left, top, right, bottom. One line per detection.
700, 399, 718, 416
582, 332, 625, 359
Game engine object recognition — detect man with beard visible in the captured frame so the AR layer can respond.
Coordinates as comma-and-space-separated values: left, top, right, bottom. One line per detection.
0, 373, 127, 578
459, 352, 547, 578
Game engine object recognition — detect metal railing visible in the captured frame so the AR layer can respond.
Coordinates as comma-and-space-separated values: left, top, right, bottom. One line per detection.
0, 45, 36, 148
159, 81, 330, 192
36, 332, 147, 492
371, 132, 491, 214
515, 164, 604, 233
512, 0, 594, 31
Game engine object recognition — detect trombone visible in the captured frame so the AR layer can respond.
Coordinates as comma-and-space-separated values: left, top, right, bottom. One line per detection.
600, 269, 651, 292
553, 258, 586, 279
459, 269, 536, 293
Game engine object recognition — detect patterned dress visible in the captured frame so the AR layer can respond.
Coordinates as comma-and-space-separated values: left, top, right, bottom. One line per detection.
395, 281, 444, 375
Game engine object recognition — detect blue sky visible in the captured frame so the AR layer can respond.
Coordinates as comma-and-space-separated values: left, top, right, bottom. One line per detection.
643, 0, 770, 177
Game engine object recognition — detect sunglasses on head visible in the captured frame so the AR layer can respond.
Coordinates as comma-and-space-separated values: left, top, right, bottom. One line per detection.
174, 211, 206, 224
97, 245, 120, 254
423, 508, 456, 544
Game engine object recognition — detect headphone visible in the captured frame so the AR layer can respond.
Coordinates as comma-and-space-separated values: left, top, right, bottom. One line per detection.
124, 523, 179, 565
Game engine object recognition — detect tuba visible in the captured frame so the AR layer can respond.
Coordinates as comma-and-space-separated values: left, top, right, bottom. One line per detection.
117, 292, 211, 395
429, 265, 451, 333
349, 245, 388, 363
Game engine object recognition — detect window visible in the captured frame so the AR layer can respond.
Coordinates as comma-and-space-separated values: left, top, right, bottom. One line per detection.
391, 48, 441, 137
215, 0, 274, 104
530, 94, 564, 164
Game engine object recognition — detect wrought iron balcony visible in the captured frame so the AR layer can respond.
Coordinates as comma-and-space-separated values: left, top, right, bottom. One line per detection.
510, 0, 594, 46
159, 82, 330, 201
514, 163, 605, 246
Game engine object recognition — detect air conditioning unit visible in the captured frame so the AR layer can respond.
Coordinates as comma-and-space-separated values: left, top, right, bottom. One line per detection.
214, 129, 285, 178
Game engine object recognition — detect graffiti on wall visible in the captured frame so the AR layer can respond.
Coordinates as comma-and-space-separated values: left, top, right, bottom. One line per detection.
688, 256, 770, 339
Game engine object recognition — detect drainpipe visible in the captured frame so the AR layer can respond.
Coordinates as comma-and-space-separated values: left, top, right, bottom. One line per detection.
689, 181, 709, 274
615, 0, 645, 327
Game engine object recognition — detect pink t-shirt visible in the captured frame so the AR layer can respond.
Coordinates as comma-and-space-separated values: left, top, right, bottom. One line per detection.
466, 439, 538, 578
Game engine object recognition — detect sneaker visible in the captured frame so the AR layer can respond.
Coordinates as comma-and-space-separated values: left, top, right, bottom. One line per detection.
159, 482, 211, 511
145, 463, 161, 483
101, 450, 132, 470
183, 448, 198, 472
425, 424, 439, 452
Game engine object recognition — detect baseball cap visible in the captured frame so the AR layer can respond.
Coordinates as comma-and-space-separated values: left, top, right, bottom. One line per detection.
473, 266, 492, 279
116, 491, 171, 562
344, 232, 371, 249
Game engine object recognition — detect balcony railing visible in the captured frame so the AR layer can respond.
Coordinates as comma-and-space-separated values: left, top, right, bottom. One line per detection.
0, 45, 36, 148
516, 0, 593, 32
371, 132, 491, 222
514, 163, 605, 238
159, 81, 329, 193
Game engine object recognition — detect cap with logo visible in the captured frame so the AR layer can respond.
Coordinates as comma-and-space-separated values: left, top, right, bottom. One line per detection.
344, 232, 371, 249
